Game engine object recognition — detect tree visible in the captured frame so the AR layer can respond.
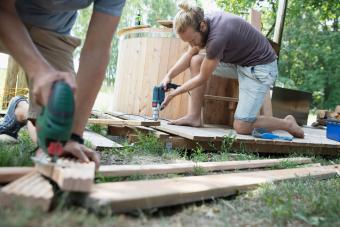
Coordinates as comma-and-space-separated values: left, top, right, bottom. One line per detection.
217, 0, 340, 109
72, 0, 177, 86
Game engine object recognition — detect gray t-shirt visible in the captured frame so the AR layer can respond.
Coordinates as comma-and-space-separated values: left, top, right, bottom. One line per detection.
15, 0, 126, 34
205, 11, 277, 66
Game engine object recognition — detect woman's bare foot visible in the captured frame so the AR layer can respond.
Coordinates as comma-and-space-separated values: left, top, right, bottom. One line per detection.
169, 114, 202, 127
285, 115, 304, 138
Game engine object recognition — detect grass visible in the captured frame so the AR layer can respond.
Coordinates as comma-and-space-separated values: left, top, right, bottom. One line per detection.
0, 129, 35, 167
1, 177, 338, 227
1, 128, 339, 226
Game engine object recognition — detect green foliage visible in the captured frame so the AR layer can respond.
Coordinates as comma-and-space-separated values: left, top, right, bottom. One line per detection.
259, 177, 340, 225
216, 0, 255, 15
87, 124, 107, 136
72, 0, 177, 86
134, 132, 165, 155
279, 0, 340, 108
191, 166, 208, 176
191, 144, 209, 162
220, 134, 236, 153
0, 130, 35, 167
217, 0, 340, 109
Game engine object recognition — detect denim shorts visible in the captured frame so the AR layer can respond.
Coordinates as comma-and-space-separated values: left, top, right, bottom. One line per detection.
213, 60, 278, 122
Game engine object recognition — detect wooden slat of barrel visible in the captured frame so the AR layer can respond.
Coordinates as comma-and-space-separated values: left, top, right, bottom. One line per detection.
112, 28, 190, 120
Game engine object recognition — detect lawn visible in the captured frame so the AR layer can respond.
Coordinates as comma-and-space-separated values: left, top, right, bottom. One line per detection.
0, 128, 339, 227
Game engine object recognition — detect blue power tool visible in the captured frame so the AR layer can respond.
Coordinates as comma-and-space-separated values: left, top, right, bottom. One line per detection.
252, 128, 293, 141
152, 83, 179, 120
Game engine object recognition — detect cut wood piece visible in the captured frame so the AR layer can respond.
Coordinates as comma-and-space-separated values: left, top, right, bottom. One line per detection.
36, 158, 95, 192
97, 158, 312, 177
0, 167, 34, 183
52, 159, 95, 192
87, 165, 339, 213
0, 171, 53, 211
83, 131, 123, 150
88, 117, 160, 127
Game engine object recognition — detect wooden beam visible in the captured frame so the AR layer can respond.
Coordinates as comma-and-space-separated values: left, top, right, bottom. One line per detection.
0, 171, 54, 211
273, 0, 288, 47
2, 57, 19, 109
87, 165, 339, 212
0, 158, 315, 183
0, 167, 34, 183
204, 95, 238, 103
97, 158, 312, 177
88, 117, 160, 127
83, 130, 123, 150
35, 158, 95, 192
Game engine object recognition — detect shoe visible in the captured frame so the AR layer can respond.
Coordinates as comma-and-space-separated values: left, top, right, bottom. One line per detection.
0, 96, 28, 139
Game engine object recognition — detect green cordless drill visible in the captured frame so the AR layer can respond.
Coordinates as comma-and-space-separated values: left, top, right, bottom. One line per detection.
36, 81, 75, 162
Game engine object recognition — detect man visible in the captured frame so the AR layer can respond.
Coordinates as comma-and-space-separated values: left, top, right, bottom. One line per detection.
160, 3, 304, 138
0, 0, 126, 167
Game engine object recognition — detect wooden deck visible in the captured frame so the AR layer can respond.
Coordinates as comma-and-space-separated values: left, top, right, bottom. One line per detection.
154, 122, 340, 156
104, 111, 340, 156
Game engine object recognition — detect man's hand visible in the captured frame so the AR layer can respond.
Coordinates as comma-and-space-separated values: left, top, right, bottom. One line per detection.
160, 92, 175, 110
63, 140, 100, 170
160, 75, 171, 91
31, 67, 76, 106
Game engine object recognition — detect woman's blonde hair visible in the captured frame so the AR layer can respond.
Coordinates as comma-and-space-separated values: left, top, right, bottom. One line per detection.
174, 1, 204, 33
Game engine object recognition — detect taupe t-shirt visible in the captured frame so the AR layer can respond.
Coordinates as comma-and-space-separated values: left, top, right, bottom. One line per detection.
205, 11, 277, 66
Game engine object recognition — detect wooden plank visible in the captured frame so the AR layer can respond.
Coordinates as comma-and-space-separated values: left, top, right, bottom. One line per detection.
204, 95, 238, 103
88, 117, 160, 127
35, 158, 95, 192
87, 165, 339, 212
0, 167, 34, 184
2, 57, 19, 109
97, 158, 312, 177
273, 0, 288, 48
0, 171, 54, 211
154, 122, 217, 141
104, 112, 215, 141
83, 131, 123, 150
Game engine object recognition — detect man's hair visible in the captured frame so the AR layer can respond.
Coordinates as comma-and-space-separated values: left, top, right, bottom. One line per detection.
174, 1, 204, 34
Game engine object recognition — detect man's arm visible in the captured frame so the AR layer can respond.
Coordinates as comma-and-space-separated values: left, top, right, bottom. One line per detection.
167, 46, 200, 79
63, 11, 121, 168
72, 11, 120, 137
0, 0, 75, 106
161, 46, 200, 87
161, 57, 219, 108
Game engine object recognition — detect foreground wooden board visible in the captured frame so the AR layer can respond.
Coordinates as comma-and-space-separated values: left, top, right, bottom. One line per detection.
87, 165, 339, 212
0, 167, 34, 183
83, 130, 123, 150
98, 158, 312, 177
35, 158, 95, 192
88, 117, 160, 127
0, 171, 53, 211
0, 157, 312, 183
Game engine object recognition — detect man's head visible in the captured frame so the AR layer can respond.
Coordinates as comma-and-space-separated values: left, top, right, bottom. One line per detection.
174, 2, 208, 48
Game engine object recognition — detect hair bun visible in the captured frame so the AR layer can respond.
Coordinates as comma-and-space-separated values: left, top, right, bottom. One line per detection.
178, 1, 192, 12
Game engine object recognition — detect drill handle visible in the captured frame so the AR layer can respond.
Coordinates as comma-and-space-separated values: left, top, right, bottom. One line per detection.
163, 83, 179, 91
